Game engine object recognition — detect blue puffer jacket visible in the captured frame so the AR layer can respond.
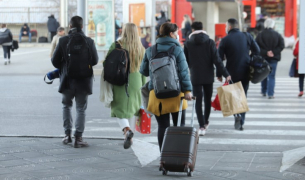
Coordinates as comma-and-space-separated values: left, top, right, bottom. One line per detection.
140, 36, 192, 92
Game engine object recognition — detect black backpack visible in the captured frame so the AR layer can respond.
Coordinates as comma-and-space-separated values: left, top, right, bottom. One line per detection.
66, 33, 93, 79
104, 42, 130, 86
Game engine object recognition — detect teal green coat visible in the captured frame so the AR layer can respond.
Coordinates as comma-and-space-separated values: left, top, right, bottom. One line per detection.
106, 42, 146, 119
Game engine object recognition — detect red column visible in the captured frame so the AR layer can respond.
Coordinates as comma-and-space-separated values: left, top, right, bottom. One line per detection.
243, 0, 256, 28
172, 0, 176, 23
285, 0, 297, 38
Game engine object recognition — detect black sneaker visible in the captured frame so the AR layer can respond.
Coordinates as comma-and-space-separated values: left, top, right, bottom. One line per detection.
261, 93, 266, 97
234, 115, 242, 130
240, 126, 244, 131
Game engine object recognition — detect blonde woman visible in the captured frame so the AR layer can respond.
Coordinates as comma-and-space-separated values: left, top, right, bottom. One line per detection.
105, 23, 146, 149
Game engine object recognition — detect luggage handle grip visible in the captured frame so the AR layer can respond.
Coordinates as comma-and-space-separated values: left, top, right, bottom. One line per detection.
180, 97, 196, 100
178, 96, 196, 127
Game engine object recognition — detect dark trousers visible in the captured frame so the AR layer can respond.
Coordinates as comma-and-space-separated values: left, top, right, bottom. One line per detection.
155, 110, 185, 151
238, 80, 249, 125
299, 74, 304, 92
192, 84, 213, 128
2, 46, 11, 59
50, 31, 56, 41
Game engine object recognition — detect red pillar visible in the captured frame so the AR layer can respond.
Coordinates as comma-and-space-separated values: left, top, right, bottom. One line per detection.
243, 0, 257, 28
285, 0, 297, 38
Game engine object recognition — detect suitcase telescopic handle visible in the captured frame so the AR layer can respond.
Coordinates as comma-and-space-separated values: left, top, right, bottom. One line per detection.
177, 96, 196, 127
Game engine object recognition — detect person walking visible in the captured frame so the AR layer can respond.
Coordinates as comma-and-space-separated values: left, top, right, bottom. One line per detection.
140, 22, 193, 150
218, 18, 260, 131
184, 21, 231, 136
181, 14, 192, 41
51, 16, 99, 148
19, 23, 31, 43
256, 18, 284, 99
156, 11, 167, 36
48, 14, 60, 41
293, 39, 304, 97
50, 27, 65, 57
105, 23, 146, 149
0, 24, 13, 65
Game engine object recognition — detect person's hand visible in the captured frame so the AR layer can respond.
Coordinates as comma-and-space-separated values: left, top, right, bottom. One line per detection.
267, 51, 274, 57
217, 77, 223, 82
184, 92, 193, 101
23, 31, 27, 35
226, 75, 231, 82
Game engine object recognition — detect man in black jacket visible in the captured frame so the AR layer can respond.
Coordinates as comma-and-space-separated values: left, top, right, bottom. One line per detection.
218, 18, 260, 131
19, 23, 31, 43
256, 18, 284, 99
184, 21, 231, 136
52, 16, 99, 148
48, 14, 60, 41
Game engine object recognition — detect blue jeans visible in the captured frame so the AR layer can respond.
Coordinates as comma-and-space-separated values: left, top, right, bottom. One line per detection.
261, 60, 278, 97
230, 80, 249, 126
19, 32, 32, 42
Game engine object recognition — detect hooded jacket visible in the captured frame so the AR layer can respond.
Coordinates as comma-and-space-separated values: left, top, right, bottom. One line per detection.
255, 28, 285, 61
184, 31, 229, 85
47, 15, 59, 32
51, 28, 99, 94
20, 24, 30, 34
0, 28, 13, 46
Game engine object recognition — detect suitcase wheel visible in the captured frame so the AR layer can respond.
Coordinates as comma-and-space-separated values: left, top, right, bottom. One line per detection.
162, 170, 168, 175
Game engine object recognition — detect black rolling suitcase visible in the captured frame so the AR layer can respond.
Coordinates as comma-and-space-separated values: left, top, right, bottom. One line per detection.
159, 97, 199, 177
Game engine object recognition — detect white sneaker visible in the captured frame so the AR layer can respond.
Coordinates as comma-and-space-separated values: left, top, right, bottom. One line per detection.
204, 124, 209, 130
199, 128, 206, 136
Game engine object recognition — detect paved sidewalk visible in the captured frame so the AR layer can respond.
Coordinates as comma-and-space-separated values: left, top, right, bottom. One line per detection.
0, 137, 304, 180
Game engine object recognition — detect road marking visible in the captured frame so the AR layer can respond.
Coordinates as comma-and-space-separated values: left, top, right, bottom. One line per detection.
139, 137, 305, 146
0, 49, 49, 57
186, 113, 305, 119
131, 139, 160, 167
201, 129, 305, 136
188, 102, 305, 107
280, 146, 305, 172
187, 108, 305, 112
183, 120, 305, 126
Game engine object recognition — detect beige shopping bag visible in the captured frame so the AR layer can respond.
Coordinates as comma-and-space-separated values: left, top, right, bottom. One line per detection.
217, 81, 249, 117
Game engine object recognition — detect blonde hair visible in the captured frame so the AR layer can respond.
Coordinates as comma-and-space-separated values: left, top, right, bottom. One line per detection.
119, 23, 145, 73
264, 18, 275, 29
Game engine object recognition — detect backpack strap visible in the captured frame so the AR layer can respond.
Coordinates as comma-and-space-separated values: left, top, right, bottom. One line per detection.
151, 44, 158, 58
115, 41, 122, 49
168, 45, 176, 55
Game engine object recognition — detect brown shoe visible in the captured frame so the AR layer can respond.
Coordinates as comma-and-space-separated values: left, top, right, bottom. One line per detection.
123, 127, 134, 149
74, 136, 89, 148
62, 135, 72, 144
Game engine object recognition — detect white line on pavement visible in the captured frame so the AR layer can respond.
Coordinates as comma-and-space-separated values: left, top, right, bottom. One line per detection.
138, 137, 305, 146
204, 129, 305, 136
183, 120, 305, 126
185, 113, 305, 118
0, 49, 49, 57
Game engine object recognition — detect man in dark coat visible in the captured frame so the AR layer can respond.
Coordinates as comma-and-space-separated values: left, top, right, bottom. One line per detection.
218, 18, 260, 131
19, 23, 31, 42
47, 14, 60, 41
51, 16, 99, 148
155, 11, 167, 36
256, 18, 284, 99
184, 21, 231, 136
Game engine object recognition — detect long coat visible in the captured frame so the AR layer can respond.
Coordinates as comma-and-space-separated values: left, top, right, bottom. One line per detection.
106, 42, 146, 119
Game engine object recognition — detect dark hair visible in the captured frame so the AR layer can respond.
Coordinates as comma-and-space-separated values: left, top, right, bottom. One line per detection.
1, 24, 7, 28
227, 18, 239, 28
191, 21, 203, 30
158, 22, 178, 38
57, 27, 65, 32
70, 16, 83, 29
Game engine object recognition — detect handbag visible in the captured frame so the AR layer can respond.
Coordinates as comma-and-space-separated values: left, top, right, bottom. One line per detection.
289, 58, 299, 78
135, 108, 151, 134
217, 81, 249, 117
